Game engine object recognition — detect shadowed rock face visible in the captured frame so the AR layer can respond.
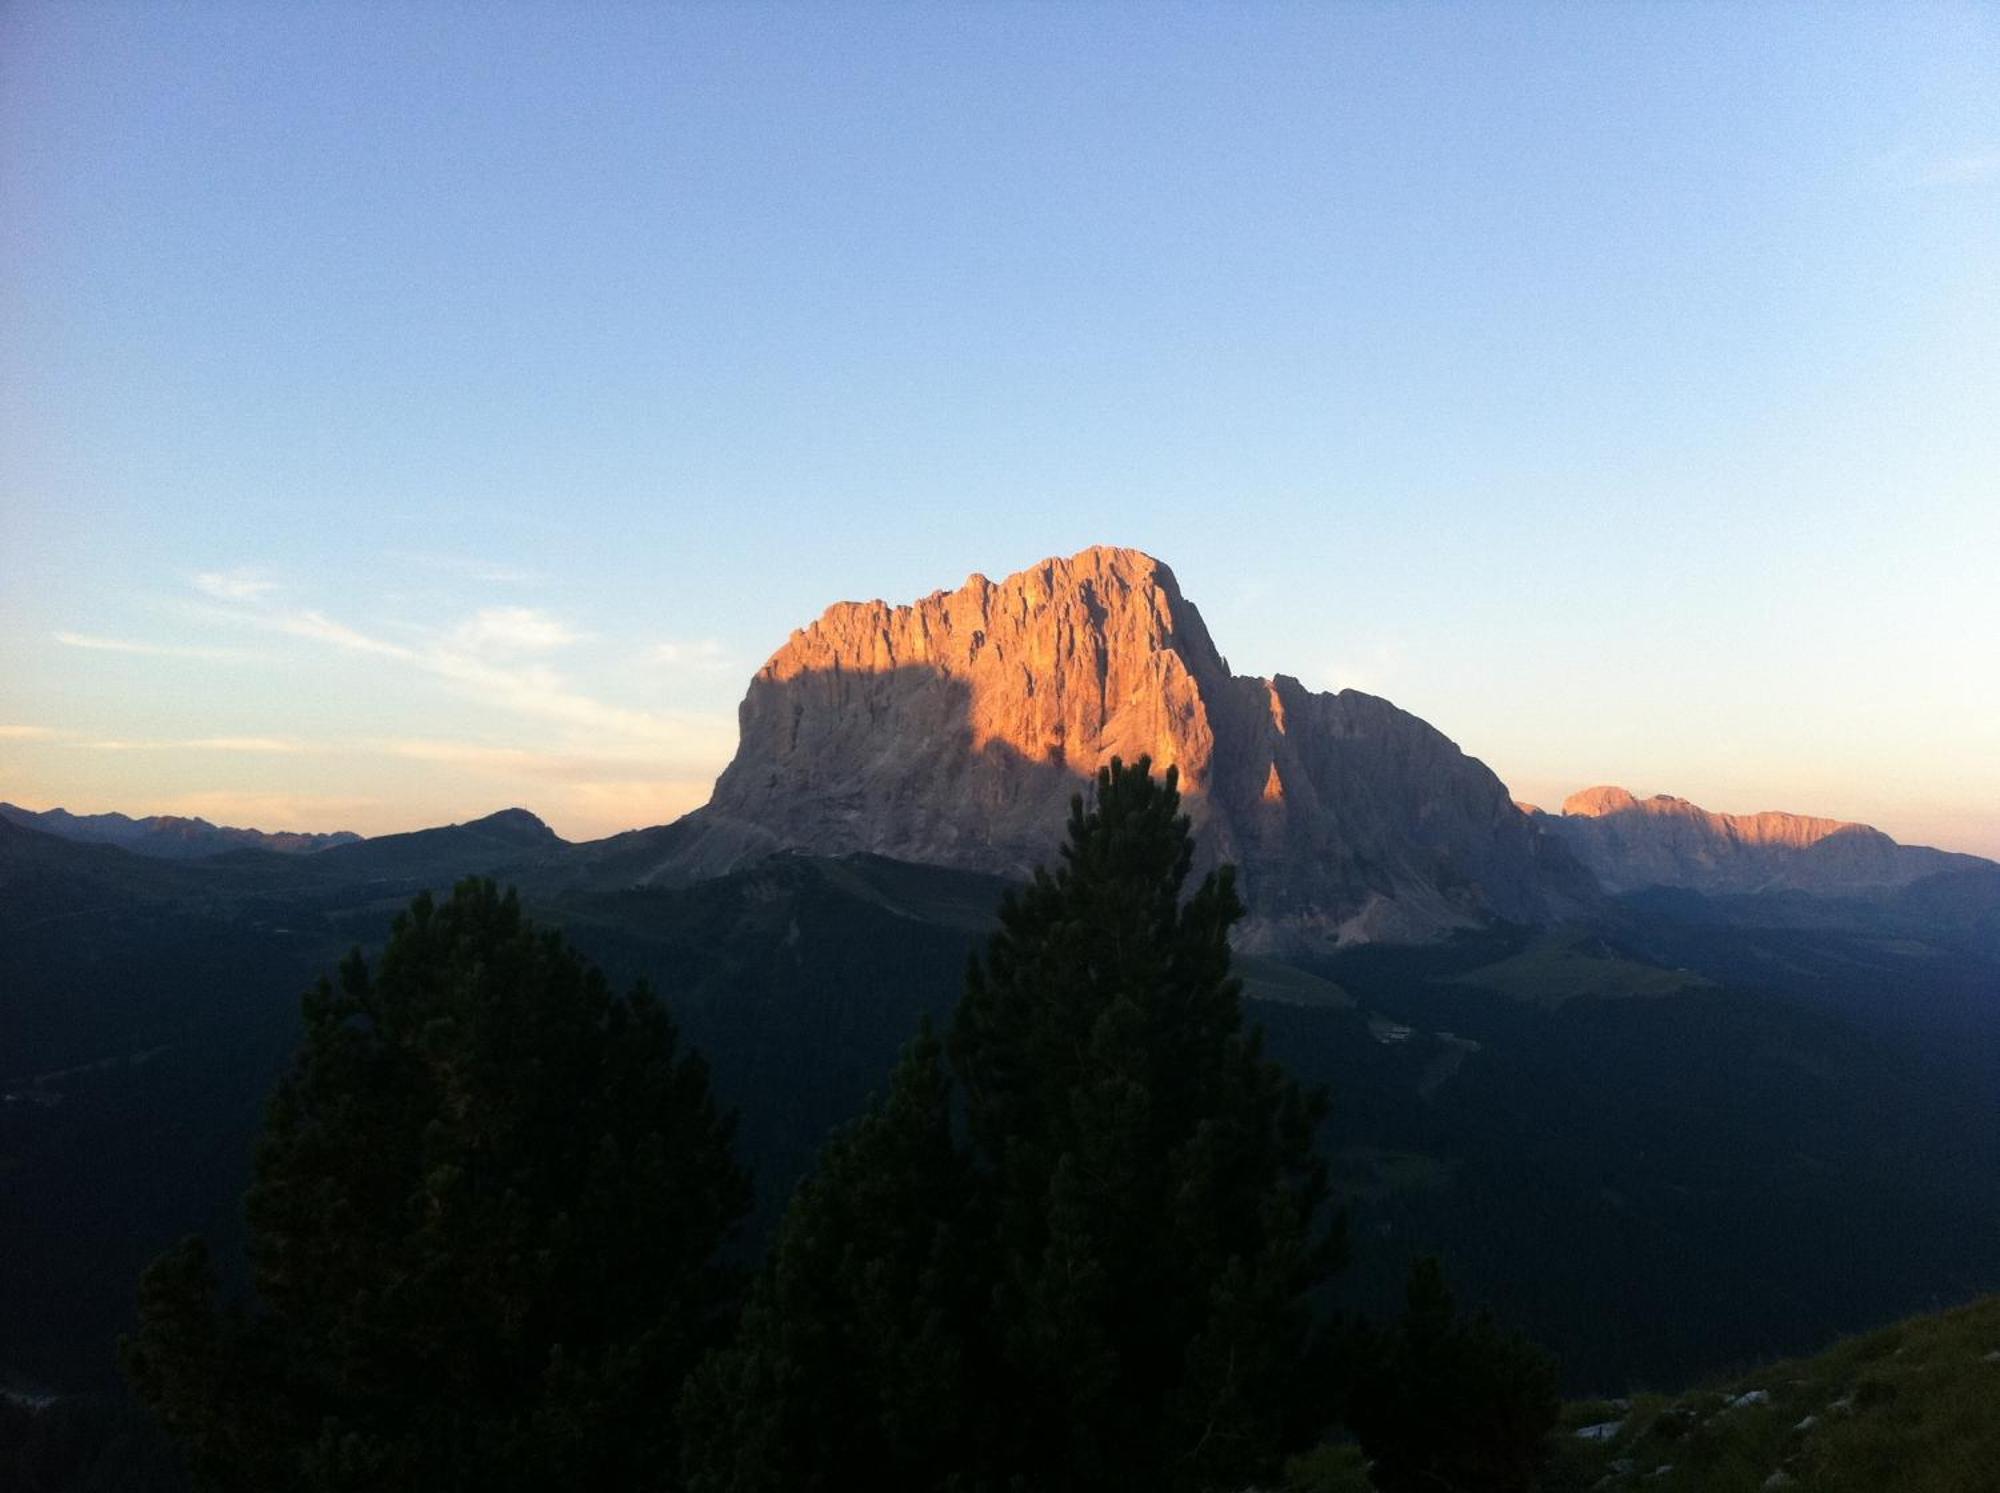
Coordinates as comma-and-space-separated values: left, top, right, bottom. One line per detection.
1539, 786, 1985, 896
668, 546, 1595, 949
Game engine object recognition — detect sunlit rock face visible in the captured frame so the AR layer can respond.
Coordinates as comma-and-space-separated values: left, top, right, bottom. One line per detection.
1539, 786, 1980, 895
675, 545, 1595, 949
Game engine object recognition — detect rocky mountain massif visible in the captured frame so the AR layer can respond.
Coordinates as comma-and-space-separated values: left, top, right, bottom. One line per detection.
622, 546, 1598, 948
1533, 786, 1983, 897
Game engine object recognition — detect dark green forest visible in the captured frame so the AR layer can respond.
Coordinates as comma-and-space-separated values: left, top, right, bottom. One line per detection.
4, 785, 1999, 1489
113, 762, 1553, 1491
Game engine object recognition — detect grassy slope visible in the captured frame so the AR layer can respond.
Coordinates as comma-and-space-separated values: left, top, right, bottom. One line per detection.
1549, 1294, 2000, 1492
1447, 928, 1712, 1008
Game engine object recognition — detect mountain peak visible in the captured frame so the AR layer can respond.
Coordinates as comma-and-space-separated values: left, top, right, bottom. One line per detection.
1542, 785, 1979, 895
955, 544, 1177, 596
665, 547, 1595, 947
769, 544, 1220, 688
463, 808, 560, 842
1562, 785, 1644, 818
1560, 785, 1867, 847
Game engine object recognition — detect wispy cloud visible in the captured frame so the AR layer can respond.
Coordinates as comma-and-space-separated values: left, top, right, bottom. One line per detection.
1921, 151, 2000, 186
1317, 635, 1408, 699
651, 638, 734, 672
422, 650, 728, 750
380, 736, 716, 781
56, 631, 249, 661
390, 552, 540, 585
194, 584, 733, 759
87, 736, 306, 753
452, 607, 584, 655
557, 777, 714, 836
268, 609, 416, 658
374, 739, 719, 832
145, 790, 377, 832
193, 568, 281, 602
0, 724, 60, 740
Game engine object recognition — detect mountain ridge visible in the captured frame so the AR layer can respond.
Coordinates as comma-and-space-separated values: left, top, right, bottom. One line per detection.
639, 545, 1598, 948
1536, 785, 1986, 897
0, 801, 361, 859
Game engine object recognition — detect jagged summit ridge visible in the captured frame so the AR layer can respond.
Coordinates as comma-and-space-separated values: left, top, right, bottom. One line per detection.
1561, 785, 1861, 849
669, 546, 1595, 948
712, 547, 1226, 829
1540, 785, 1983, 895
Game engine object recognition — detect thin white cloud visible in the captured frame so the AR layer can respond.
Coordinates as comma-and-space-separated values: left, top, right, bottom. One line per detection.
382, 738, 605, 777
193, 583, 733, 759
87, 736, 305, 753
193, 568, 281, 602
651, 637, 734, 671
0, 724, 60, 740
365, 740, 719, 834
452, 607, 583, 655
389, 551, 540, 585
56, 631, 248, 661
271, 610, 417, 659
1316, 635, 1408, 699
557, 777, 715, 836
380, 736, 717, 782
383, 739, 546, 770
1921, 151, 2000, 186
423, 649, 729, 751
145, 790, 376, 831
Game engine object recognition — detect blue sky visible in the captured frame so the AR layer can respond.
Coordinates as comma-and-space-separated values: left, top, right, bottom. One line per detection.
3, 2, 1997, 852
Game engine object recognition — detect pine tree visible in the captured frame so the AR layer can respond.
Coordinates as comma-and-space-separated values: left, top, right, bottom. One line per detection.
124, 879, 749, 1492
686, 757, 1341, 1492
680, 1024, 984, 1493
952, 756, 1340, 1491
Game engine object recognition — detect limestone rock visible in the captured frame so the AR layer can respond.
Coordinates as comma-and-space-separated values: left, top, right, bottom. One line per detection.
1536, 786, 1983, 896
657, 545, 1596, 949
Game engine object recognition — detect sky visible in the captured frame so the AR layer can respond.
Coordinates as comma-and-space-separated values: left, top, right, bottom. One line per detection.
3, 2, 1997, 854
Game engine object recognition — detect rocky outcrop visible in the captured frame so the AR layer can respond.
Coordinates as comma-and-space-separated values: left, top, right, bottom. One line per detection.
643, 546, 1596, 948
1536, 786, 1984, 896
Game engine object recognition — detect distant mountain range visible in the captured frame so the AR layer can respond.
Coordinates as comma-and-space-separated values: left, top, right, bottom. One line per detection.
1528, 786, 1985, 897
0, 802, 361, 859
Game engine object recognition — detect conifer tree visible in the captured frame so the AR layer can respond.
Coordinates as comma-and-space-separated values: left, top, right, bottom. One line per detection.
687, 757, 1340, 1492
680, 1024, 983, 1492
125, 879, 748, 1493
952, 756, 1340, 1491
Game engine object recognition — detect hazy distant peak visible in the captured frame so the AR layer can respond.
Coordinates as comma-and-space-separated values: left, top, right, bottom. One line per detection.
1560, 785, 1864, 849
0, 801, 360, 859
1561, 785, 1643, 818
1543, 783, 1983, 896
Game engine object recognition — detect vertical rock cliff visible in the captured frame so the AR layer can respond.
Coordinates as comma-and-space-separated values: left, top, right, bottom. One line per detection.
667, 546, 1595, 948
